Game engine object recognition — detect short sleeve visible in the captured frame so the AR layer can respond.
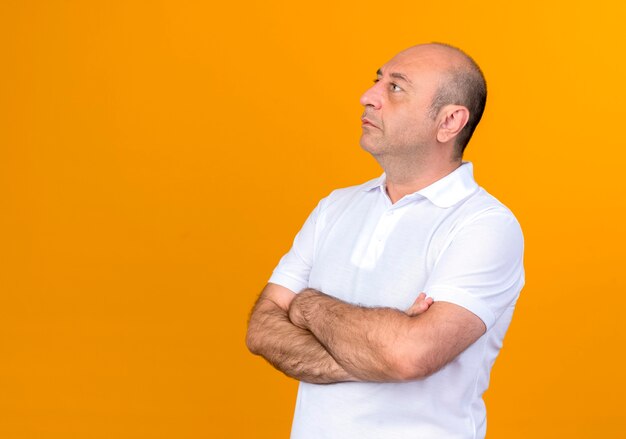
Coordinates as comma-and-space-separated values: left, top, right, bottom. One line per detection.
424, 209, 525, 330
268, 201, 321, 294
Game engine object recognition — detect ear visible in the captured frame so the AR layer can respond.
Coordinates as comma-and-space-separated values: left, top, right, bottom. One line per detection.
436, 105, 470, 144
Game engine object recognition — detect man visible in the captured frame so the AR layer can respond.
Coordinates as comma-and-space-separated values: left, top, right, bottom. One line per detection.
246, 43, 525, 439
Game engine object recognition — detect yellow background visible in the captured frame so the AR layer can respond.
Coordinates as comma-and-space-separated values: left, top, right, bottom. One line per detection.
1, 1, 625, 437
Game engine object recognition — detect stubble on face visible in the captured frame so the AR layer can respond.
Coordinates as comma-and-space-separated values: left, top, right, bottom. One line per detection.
359, 44, 462, 165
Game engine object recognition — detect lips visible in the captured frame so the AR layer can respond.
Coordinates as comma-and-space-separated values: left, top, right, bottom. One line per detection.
361, 117, 380, 129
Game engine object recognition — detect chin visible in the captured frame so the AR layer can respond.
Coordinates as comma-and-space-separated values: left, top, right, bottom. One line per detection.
360, 136, 384, 156
360, 135, 375, 151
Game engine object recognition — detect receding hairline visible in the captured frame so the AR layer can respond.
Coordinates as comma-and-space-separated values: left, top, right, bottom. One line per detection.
398, 42, 482, 76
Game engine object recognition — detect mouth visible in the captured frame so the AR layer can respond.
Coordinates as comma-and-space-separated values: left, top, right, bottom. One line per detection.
361, 117, 379, 129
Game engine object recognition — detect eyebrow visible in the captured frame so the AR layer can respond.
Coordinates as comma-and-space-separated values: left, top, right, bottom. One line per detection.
376, 68, 413, 85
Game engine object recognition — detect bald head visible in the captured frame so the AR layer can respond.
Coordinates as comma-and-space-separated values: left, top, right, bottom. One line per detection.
400, 43, 487, 158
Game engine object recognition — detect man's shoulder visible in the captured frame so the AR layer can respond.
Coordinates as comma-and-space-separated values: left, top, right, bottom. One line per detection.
457, 186, 523, 240
466, 186, 518, 218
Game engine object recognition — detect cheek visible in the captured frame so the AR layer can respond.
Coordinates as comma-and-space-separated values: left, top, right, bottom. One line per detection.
396, 117, 433, 146
391, 114, 421, 135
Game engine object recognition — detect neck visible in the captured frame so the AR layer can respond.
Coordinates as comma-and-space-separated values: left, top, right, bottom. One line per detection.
376, 153, 462, 204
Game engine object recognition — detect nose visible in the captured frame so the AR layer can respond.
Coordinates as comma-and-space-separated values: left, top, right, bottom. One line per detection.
360, 82, 382, 109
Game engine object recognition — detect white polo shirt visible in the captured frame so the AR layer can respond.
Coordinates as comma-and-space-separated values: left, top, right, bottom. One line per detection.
269, 162, 525, 439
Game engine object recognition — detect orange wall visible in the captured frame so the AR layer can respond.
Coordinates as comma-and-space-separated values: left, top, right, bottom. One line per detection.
1, 1, 625, 437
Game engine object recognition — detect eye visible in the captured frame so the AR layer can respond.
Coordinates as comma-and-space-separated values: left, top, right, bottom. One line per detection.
390, 83, 402, 92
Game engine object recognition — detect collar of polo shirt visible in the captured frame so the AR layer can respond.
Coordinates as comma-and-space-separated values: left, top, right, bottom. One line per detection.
362, 161, 479, 208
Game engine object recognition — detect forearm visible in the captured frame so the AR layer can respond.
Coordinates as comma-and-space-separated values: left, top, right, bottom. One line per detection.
289, 290, 423, 381
247, 297, 356, 384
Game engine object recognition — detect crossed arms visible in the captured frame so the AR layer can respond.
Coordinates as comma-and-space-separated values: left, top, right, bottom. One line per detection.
246, 282, 486, 384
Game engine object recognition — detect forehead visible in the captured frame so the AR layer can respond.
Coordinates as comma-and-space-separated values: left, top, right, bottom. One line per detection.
381, 49, 450, 82
378, 51, 445, 93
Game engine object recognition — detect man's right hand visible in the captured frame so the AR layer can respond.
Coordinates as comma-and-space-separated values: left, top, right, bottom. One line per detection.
405, 292, 434, 317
